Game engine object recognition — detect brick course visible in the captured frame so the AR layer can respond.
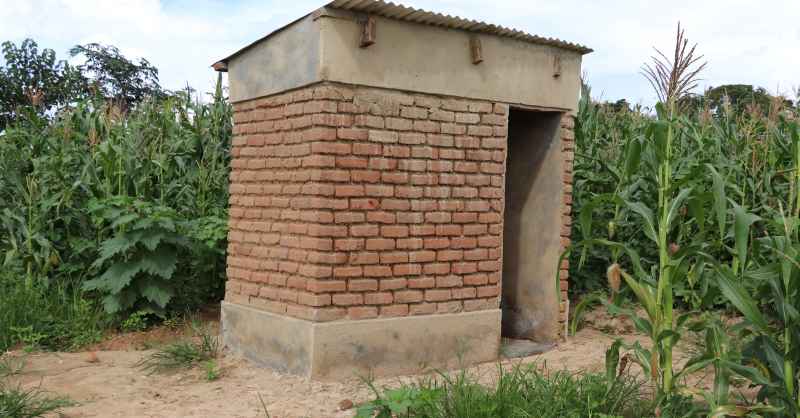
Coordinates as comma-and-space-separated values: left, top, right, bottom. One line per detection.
225, 82, 574, 333
557, 114, 575, 337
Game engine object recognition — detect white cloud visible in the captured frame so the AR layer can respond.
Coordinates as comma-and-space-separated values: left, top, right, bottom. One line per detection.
2, 0, 798, 103
70, 33, 151, 63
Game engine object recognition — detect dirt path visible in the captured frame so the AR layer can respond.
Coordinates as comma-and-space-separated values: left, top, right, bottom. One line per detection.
4, 326, 640, 418
3, 305, 754, 417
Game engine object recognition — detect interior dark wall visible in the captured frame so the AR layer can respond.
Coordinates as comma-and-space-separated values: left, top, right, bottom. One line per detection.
501, 109, 564, 343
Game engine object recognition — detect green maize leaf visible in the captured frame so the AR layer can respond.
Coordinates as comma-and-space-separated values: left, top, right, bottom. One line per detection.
763, 339, 784, 382
655, 101, 667, 120
689, 258, 705, 288
707, 164, 727, 235
687, 196, 705, 232
599, 298, 653, 335
710, 118, 727, 140
665, 165, 706, 196
722, 360, 775, 387
674, 359, 715, 382
676, 312, 692, 328
766, 275, 790, 324
556, 239, 650, 303
595, 157, 621, 184
624, 136, 643, 179
616, 268, 656, 322
667, 253, 693, 286
678, 387, 717, 410
683, 350, 712, 370
783, 301, 800, 322
625, 201, 658, 245
656, 329, 683, 348
666, 188, 693, 228
605, 340, 622, 393
706, 323, 731, 404
686, 320, 706, 333
705, 256, 772, 335
651, 119, 669, 158
612, 286, 631, 306
3, 250, 17, 269
770, 124, 791, 154
570, 296, 599, 337
746, 263, 782, 281
728, 199, 760, 269
579, 193, 626, 240
618, 340, 653, 377
642, 134, 668, 162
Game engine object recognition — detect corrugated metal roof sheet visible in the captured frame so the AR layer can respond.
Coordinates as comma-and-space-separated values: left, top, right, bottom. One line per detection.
327, 0, 593, 54
216, 0, 591, 64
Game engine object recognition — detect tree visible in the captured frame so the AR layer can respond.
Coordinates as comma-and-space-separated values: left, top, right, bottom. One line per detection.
0, 39, 84, 131
706, 84, 770, 118
608, 99, 630, 113
68, 43, 162, 112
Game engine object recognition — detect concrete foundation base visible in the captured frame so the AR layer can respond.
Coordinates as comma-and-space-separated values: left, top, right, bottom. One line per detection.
221, 302, 502, 380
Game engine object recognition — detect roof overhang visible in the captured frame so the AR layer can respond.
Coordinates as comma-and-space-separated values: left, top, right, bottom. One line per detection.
213, 0, 592, 68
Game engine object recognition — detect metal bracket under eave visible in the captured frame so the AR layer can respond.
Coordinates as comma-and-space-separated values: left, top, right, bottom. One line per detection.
311, 8, 376, 48
470, 38, 483, 64
213, 61, 228, 72
553, 55, 562, 77
360, 18, 377, 47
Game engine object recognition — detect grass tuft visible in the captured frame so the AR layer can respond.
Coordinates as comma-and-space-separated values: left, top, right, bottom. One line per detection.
0, 355, 25, 379
355, 360, 647, 418
134, 315, 218, 375
0, 374, 76, 418
0, 273, 106, 353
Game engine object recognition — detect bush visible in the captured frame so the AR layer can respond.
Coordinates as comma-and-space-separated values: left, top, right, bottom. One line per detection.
0, 89, 232, 319
1, 39, 233, 347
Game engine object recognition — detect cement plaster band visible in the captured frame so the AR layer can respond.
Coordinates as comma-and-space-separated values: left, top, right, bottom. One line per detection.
221, 302, 502, 380
227, 13, 582, 111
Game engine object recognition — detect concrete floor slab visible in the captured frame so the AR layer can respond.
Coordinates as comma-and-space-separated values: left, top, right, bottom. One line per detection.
221, 302, 502, 380
499, 338, 553, 359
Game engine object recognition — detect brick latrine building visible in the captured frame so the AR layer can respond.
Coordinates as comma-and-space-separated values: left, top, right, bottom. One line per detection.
214, 0, 591, 380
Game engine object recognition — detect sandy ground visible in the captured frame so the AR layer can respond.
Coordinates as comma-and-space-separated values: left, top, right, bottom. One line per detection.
1, 305, 751, 418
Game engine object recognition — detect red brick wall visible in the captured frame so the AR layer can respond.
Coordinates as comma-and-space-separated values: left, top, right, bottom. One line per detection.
558, 116, 575, 336
224, 82, 574, 329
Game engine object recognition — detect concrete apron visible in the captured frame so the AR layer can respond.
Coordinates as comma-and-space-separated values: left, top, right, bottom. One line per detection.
221, 301, 502, 380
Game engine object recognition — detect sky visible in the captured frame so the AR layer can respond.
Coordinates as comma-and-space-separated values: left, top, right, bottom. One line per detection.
1, 0, 799, 106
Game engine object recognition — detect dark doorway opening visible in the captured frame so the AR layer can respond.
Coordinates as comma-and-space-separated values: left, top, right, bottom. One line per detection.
501, 109, 564, 345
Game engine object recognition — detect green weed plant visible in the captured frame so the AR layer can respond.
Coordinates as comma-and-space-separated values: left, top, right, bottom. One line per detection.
354, 361, 646, 418
0, 374, 75, 418
134, 316, 218, 375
